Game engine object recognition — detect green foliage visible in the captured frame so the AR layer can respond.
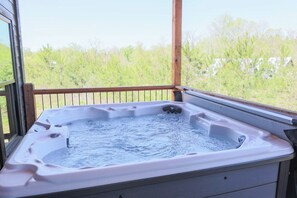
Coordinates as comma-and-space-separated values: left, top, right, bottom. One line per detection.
24, 43, 171, 88
0, 44, 13, 82
0, 44, 14, 113
20, 15, 297, 111
181, 15, 297, 110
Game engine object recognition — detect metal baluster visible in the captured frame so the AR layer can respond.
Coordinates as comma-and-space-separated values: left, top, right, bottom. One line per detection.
64, 93, 66, 106
49, 94, 52, 109
71, 93, 74, 105
92, 92, 95, 104
166, 90, 169, 100
144, 91, 146, 101
56, 94, 59, 108
113, 92, 115, 103
86, 93, 88, 105
99, 92, 102, 104
78, 93, 81, 105
106, 92, 108, 104
41, 94, 45, 111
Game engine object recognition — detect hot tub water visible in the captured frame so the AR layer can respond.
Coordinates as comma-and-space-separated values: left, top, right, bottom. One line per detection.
43, 113, 237, 168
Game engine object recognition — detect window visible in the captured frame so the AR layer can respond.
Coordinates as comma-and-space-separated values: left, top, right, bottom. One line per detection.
0, 17, 14, 85
0, 15, 20, 164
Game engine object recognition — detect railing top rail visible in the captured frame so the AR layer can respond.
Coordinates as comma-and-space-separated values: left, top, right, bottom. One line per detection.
33, 85, 175, 95
0, 90, 6, 97
0, 80, 15, 88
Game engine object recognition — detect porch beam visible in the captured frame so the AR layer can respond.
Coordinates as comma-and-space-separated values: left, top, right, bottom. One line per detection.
24, 83, 36, 131
172, 0, 182, 86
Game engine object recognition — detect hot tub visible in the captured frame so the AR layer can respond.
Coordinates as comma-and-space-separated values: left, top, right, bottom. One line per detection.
0, 101, 294, 197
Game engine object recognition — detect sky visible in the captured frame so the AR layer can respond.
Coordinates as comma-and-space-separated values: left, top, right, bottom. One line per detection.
0, 19, 11, 47
19, 0, 297, 51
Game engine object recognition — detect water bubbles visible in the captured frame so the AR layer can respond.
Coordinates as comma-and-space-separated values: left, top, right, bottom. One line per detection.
43, 113, 237, 168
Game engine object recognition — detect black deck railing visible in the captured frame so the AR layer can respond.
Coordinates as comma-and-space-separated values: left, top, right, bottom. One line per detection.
24, 84, 175, 130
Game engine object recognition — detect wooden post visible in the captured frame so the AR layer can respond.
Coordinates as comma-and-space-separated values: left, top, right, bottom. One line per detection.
24, 83, 36, 131
172, 0, 182, 101
172, 0, 182, 87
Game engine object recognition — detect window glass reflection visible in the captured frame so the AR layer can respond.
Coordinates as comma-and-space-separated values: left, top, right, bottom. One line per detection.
0, 19, 14, 84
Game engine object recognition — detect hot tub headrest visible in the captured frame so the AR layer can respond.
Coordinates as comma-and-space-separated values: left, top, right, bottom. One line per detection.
162, 105, 182, 114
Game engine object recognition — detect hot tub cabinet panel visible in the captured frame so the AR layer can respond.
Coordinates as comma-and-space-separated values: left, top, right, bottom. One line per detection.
28, 161, 288, 198
0, 101, 294, 197
209, 183, 276, 198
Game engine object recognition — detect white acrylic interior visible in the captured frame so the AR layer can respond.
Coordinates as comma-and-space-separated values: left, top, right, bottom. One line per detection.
0, 101, 293, 197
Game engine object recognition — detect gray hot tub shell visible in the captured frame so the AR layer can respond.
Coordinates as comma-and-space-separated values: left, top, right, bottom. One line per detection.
0, 101, 294, 198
